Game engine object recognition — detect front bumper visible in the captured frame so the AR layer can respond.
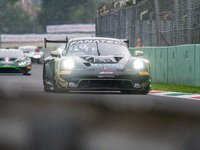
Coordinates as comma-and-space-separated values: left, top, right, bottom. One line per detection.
29, 55, 43, 62
56, 71, 151, 91
0, 66, 31, 73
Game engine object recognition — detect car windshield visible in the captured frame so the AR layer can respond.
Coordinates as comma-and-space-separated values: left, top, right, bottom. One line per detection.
65, 42, 131, 57
19, 47, 36, 53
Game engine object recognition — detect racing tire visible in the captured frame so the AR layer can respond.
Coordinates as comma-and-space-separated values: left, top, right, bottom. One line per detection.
121, 90, 149, 94
37, 58, 44, 64
54, 80, 69, 93
140, 90, 149, 94
43, 65, 52, 92
121, 90, 131, 94
44, 82, 53, 92
23, 72, 31, 75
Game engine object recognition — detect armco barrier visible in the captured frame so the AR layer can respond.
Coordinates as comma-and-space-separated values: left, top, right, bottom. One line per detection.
130, 44, 200, 86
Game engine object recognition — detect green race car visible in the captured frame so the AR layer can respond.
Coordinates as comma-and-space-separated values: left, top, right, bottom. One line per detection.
0, 49, 31, 75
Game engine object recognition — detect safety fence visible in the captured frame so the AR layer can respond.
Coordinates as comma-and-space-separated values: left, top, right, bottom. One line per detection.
130, 44, 200, 86
96, 0, 200, 47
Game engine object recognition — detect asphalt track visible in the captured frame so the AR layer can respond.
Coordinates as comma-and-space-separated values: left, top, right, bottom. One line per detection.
1, 49, 200, 150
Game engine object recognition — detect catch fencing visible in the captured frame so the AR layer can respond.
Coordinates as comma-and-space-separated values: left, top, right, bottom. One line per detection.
96, 0, 200, 47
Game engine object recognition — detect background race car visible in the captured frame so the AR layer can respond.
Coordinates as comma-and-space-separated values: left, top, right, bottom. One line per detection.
0, 49, 31, 75
43, 37, 151, 94
18, 46, 44, 64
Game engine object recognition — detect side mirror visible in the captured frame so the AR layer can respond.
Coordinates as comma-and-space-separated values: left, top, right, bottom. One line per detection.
50, 50, 61, 57
135, 51, 144, 57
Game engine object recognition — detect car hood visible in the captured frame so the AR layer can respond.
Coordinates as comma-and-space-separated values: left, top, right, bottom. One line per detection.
68, 56, 131, 71
24, 52, 42, 57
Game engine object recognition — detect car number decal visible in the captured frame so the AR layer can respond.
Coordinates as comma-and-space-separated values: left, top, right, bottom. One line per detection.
98, 72, 114, 78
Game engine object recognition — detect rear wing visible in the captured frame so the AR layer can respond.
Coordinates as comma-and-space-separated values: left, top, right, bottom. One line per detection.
44, 36, 69, 48
121, 39, 129, 47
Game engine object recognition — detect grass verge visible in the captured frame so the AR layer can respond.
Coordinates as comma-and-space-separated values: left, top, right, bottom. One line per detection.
151, 83, 200, 94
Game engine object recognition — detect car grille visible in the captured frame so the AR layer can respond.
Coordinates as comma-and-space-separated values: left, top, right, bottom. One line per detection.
10, 58, 18, 62
0, 68, 22, 73
78, 80, 133, 89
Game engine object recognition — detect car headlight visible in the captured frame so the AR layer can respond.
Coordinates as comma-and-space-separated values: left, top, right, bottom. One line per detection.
62, 59, 75, 69
18, 61, 27, 66
33, 55, 41, 59
27, 59, 31, 65
133, 59, 144, 69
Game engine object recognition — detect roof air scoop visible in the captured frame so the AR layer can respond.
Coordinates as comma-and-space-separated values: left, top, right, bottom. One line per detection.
114, 57, 123, 62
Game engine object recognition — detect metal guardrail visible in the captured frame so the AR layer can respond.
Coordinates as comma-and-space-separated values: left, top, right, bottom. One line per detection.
130, 44, 200, 86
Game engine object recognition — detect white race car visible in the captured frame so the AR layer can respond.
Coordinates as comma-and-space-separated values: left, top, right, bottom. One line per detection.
18, 46, 44, 64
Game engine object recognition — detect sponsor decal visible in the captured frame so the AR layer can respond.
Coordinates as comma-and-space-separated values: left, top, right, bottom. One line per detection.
47, 24, 95, 33
69, 39, 125, 46
98, 72, 114, 78
69, 82, 78, 87
134, 83, 142, 88
139, 72, 149, 75
2, 34, 94, 42
88, 64, 124, 69
99, 72, 113, 75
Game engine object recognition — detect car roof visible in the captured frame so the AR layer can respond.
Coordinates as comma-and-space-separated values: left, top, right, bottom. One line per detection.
0, 49, 23, 53
18, 46, 37, 49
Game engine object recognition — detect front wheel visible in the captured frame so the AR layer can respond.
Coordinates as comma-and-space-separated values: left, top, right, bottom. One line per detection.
54, 79, 69, 93
23, 72, 31, 75
43, 81, 54, 92
121, 90, 149, 94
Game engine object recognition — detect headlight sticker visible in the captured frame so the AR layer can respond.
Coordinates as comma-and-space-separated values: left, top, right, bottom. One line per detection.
27, 66, 31, 69
139, 72, 149, 75
60, 71, 71, 74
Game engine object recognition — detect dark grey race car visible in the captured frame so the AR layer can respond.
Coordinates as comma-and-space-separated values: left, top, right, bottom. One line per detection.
43, 37, 151, 94
0, 49, 31, 75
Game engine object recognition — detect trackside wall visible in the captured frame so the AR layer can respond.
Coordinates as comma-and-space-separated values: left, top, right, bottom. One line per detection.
129, 44, 200, 86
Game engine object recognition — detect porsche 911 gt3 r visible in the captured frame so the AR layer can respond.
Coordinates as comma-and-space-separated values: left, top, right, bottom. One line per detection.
0, 49, 31, 75
43, 37, 151, 94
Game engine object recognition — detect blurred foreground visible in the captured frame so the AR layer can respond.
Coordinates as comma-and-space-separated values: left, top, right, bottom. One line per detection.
1, 51, 200, 150
1, 92, 200, 150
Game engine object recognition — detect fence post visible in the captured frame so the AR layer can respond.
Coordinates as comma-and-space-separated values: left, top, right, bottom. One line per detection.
186, 0, 192, 44
174, 0, 180, 45
154, 0, 161, 46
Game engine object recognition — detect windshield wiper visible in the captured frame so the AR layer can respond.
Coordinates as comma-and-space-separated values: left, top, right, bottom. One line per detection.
96, 41, 101, 56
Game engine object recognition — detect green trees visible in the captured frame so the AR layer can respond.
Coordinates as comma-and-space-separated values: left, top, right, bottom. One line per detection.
0, 0, 116, 33
37, 0, 114, 30
0, 0, 42, 34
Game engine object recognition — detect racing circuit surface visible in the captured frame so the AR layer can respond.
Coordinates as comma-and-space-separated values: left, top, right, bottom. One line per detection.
1, 49, 200, 150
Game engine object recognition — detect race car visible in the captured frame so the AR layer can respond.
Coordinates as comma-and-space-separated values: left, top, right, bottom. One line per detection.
43, 37, 151, 94
0, 49, 31, 75
18, 46, 44, 64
